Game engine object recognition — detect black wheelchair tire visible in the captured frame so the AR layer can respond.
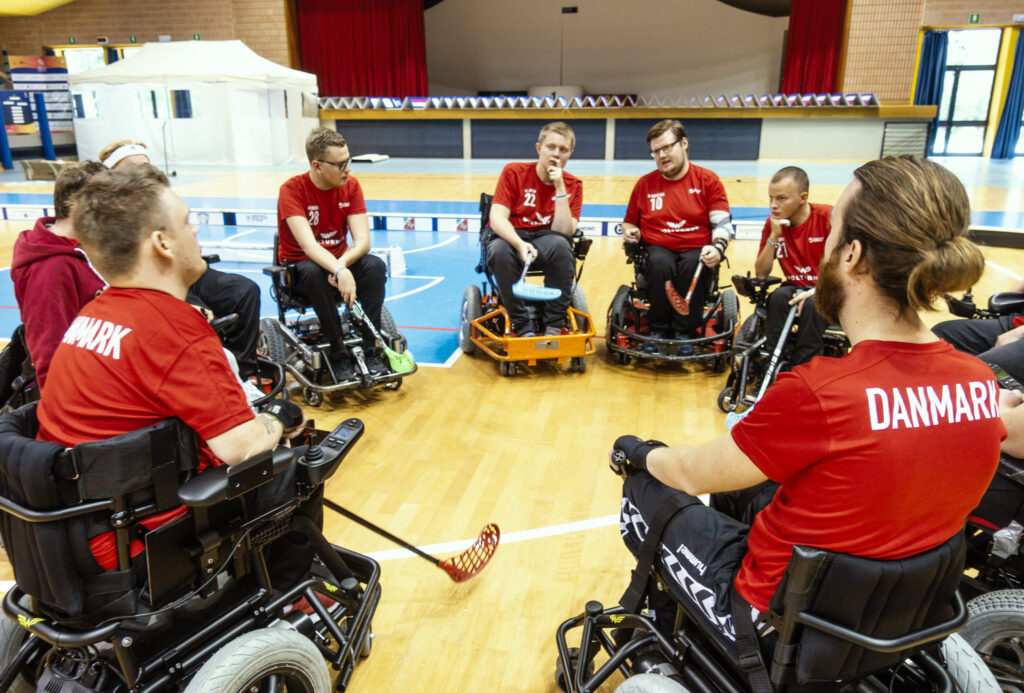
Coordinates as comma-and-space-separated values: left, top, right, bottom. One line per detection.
570, 284, 589, 333
258, 318, 289, 362
460, 286, 483, 355
0, 597, 37, 693
717, 385, 739, 413
570, 356, 587, 373
380, 306, 406, 353
303, 388, 324, 407
555, 647, 596, 693
720, 289, 739, 335
183, 628, 330, 693
961, 589, 1024, 691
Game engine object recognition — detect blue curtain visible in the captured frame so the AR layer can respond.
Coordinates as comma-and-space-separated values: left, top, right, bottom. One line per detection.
915, 31, 948, 155
993, 32, 1024, 159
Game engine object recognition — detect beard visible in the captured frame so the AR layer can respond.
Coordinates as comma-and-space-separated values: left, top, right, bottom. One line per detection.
815, 252, 846, 327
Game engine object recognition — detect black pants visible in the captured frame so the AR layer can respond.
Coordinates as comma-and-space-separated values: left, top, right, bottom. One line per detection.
643, 245, 713, 336
187, 267, 261, 379
289, 254, 387, 351
486, 229, 574, 329
621, 472, 753, 648
764, 284, 826, 369
933, 315, 1024, 382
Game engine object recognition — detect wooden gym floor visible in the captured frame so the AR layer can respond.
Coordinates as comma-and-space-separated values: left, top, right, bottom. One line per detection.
0, 158, 1021, 692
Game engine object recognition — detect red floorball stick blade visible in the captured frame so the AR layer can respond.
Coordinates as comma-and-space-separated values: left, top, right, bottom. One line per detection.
665, 280, 690, 316
438, 524, 501, 582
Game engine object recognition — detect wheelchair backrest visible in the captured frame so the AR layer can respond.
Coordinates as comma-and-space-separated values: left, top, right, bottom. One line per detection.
0, 403, 198, 620
766, 532, 965, 686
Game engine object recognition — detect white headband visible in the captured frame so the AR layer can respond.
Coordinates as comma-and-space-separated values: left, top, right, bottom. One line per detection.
102, 143, 149, 169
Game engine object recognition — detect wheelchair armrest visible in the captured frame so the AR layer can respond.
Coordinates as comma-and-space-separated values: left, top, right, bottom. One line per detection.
296, 418, 364, 487
943, 292, 977, 318
202, 254, 221, 265
573, 237, 593, 260
623, 240, 641, 262
989, 292, 1024, 316
177, 447, 294, 508
731, 274, 781, 299
263, 264, 285, 278
791, 590, 966, 654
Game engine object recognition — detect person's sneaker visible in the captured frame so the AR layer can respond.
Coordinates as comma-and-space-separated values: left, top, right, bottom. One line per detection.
364, 349, 388, 375
282, 591, 337, 617
543, 325, 564, 337
641, 332, 666, 354
677, 343, 695, 356
329, 351, 355, 381
513, 322, 536, 338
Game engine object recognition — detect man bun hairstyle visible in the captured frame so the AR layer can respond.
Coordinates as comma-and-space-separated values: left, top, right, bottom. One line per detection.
72, 164, 172, 279
305, 127, 347, 163
842, 155, 984, 315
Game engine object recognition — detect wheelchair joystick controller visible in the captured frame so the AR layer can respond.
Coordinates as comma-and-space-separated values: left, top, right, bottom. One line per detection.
297, 418, 364, 487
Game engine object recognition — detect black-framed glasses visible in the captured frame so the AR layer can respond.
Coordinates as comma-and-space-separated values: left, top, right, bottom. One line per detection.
316, 158, 351, 172
650, 140, 681, 159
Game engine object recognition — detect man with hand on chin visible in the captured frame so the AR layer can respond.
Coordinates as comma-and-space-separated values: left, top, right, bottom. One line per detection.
487, 121, 583, 337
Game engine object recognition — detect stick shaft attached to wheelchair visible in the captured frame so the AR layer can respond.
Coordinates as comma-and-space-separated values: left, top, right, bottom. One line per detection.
324, 498, 440, 565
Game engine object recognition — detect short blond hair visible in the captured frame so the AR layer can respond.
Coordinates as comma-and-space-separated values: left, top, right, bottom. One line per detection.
538, 122, 575, 151
305, 127, 347, 163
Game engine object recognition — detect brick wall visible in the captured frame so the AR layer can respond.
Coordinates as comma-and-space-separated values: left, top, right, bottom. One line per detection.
842, 0, 926, 103
923, 1, 1023, 27
0, 0, 291, 67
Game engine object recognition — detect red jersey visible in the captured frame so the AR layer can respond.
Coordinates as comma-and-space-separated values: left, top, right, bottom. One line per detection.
492, 162, 583, 231
730, 340, 1005, 610
757, 203, 832, 287
277, 173, 368, 262
38, 288, 254, 570
623, 164, 730, 252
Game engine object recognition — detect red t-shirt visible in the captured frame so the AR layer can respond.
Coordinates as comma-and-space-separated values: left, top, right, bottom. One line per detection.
277, 172, 368, 262
492, 162, 583, 230
623, 164, 730, 252
730, 340, 1005, 610
37, 288, 254, 569
757, 204, 832, 287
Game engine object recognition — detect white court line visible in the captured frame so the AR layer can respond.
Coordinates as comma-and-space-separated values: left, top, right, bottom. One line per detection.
401, 235, 461, 254
221, 229, 262, 243
364, 514, 620, 562
985, 260, 1022, 282
384, 275, 444, 301
0, 514, 623, 591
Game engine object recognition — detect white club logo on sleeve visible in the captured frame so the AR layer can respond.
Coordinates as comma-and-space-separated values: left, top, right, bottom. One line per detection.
61, 316, 132, 359
866, 380, 999, 430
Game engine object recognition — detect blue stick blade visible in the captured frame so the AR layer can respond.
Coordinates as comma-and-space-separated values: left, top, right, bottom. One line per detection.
512, 282, 562, 301
725, 409, 751, 430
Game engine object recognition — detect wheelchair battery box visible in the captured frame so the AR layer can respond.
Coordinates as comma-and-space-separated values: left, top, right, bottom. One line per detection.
297, 418, 364, 487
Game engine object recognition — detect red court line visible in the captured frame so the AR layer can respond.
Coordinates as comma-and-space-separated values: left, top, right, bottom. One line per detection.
0, 306, 17, 310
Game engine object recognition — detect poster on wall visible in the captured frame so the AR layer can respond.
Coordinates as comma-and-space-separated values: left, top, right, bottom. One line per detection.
7, 55, 73, 133
0, 91, 35, 135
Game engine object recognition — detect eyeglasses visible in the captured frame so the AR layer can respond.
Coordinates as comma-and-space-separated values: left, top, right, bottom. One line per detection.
316, 158, 351, 172
650, 140, 681, 159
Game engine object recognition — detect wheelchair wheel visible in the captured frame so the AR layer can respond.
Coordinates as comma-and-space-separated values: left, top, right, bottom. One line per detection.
303, 387, 324, 407
380, 306, 405, 352
570, 284, 589, 333
0, 601, 38, 693
555, 647, 596, 693
940, 632, 1001, 692
717, 384, 740, 413
720, 289, 738, 334
184, 628, 330, 693
961, 589, 1024, 691
570, 356, 587, 373
460, 286, 482, 355
499, 361, 518, 377
259, 317, 289, 361
613, 673, 691, 692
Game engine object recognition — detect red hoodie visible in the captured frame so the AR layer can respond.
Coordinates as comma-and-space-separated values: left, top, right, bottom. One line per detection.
11, 217, 106, 389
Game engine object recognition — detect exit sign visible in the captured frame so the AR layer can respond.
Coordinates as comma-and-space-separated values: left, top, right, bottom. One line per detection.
969, 13, 980, 24
129, 34, 137, 43
67, 36, 75, 44
193, 33, 201, 40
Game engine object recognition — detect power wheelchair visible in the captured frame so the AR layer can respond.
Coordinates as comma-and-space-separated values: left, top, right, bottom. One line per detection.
260, 235, 414, 406
0, 403, 379, 693
716, 275, 848, 414
605, 241, 738, 371
458, 193, 595, 377
555, 531, 997, 692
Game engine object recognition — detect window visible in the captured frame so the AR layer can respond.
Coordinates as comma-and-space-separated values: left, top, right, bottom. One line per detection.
931, 28, 1002, 156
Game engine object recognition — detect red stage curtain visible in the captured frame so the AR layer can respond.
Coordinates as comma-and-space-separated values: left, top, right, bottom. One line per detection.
781, 0, 847, 94
296, 0, 428, 97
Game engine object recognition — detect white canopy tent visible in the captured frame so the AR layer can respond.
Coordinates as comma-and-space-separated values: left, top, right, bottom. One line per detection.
68, 40, 319, 167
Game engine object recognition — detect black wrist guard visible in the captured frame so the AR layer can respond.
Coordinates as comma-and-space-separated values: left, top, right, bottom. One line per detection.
714, 238, 728, 258
612, 435, 667, 475
261, 398, 303, 429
